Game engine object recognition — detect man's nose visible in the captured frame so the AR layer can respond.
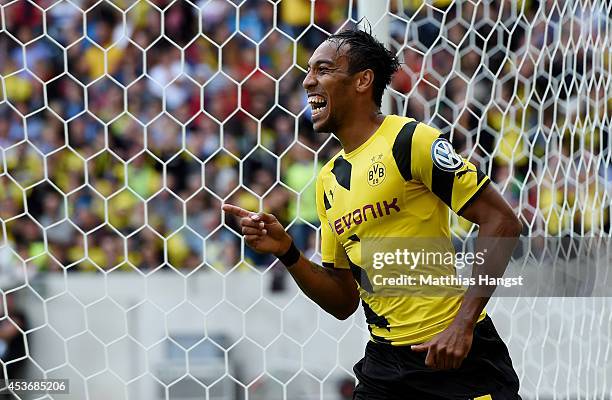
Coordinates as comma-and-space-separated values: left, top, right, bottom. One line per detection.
302, 70, 316, 90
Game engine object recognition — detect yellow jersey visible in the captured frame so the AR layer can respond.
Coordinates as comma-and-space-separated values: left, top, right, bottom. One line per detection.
316, 115, 489, 345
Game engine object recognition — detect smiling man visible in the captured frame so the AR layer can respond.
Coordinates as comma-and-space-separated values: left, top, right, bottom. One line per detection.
223, 28, 522, 399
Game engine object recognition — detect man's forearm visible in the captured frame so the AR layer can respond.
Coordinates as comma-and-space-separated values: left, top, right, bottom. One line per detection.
284, 254, 359, 320
454, 219, 521, 327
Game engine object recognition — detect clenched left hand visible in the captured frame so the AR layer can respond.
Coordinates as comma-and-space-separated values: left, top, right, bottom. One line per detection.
411, 322, 474, 369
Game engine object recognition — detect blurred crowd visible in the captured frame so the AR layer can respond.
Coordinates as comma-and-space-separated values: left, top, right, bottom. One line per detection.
0, 0, 610, 280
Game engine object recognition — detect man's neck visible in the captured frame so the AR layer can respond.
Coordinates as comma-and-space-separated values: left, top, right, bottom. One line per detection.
336, 111, 386, 154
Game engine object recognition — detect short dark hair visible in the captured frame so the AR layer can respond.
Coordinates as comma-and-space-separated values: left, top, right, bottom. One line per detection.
328, 27, 400, 108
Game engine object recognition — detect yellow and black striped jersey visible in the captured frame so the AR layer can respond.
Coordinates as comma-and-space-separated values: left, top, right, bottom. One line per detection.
315, 115, 489, 345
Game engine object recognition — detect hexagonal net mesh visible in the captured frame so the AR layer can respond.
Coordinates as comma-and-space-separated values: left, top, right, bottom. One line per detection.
0, 0, 611, 399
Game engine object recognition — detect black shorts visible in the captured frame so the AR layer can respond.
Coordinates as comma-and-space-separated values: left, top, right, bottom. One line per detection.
353, 315, 521, 400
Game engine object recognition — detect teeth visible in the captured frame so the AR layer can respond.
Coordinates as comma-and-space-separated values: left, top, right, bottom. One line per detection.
311, 104, 326, 116
308, 95, 327, 117
308, 96, 325, 105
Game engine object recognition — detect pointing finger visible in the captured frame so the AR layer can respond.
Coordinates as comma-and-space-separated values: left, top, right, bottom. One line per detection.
222, 204, 254, 218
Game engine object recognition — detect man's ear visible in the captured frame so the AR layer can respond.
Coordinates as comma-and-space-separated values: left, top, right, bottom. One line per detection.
355, 69, 374, 94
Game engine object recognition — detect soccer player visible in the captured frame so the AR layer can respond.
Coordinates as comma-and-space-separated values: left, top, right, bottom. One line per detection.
223, 28, 522, 399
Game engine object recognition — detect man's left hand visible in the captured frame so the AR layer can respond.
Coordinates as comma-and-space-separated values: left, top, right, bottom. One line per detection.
411, 321, 474, 369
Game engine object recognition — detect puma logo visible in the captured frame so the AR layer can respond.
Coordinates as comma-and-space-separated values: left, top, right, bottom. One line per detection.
456, 167, 476, 179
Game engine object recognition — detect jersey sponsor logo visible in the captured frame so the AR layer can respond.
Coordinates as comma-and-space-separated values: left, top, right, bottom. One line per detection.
333, 198, 400, 235
431, 138, 464, 172
367, 162, 386, 186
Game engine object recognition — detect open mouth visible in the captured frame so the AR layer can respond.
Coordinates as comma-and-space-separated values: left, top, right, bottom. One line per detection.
308, 95, 327, 118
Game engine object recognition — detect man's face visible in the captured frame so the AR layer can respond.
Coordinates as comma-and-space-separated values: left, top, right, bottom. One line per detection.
302, 41, 354, 133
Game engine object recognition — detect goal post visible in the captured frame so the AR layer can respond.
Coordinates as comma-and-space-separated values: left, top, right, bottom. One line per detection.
357, 0, 392, 114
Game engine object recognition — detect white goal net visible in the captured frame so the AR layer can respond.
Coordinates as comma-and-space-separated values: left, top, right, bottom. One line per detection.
0, 0, 611, 399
